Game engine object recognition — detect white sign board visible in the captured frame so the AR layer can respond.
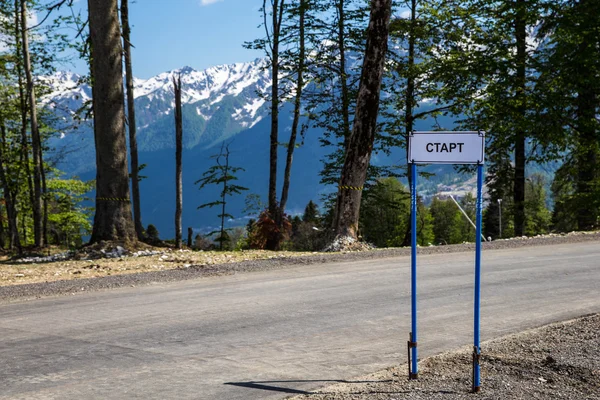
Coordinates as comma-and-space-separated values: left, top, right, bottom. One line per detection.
408, 131, 485, 164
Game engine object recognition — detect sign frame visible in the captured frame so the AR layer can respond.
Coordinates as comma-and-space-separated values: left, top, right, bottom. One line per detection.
408, 130, 485, 165
407, 131, 485, 393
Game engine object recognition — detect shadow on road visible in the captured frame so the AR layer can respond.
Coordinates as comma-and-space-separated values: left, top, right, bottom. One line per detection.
224, 379, 393, 395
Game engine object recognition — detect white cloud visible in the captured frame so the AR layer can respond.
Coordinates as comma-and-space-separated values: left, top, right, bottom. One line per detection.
200, 0, 224, 6
0, 10, 40, 52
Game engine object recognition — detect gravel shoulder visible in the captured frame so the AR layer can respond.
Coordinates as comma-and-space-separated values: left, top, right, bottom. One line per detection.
1, 231, 599, 303
288, 313, 600, 400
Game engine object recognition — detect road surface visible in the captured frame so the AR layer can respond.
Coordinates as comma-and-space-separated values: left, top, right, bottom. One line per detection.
1, 242, 599, 399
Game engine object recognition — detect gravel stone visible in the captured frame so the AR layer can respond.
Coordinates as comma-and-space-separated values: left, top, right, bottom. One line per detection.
289, 314, 600, 399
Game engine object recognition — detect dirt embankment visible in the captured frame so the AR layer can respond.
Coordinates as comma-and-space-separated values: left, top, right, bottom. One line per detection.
1, 231, 599, 302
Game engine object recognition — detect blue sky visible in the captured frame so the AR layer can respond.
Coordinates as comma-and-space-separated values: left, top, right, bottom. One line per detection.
65, 0, 265, 78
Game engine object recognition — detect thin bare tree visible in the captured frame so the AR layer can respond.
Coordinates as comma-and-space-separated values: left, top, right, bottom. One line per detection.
266, 0, 286, 250
20, 0, 44, 247
279, 0, 307, 240
121, 0, 144, 240
173, 74, 183, 249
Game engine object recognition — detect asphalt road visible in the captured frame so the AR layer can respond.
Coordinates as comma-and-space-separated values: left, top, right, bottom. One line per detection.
1, 242, 599, 400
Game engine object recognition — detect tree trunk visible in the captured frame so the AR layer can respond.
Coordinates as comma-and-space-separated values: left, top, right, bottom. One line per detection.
88, 0, 136, 243
220, 146, 229, 251
575, 82, 598, 230
187, 227, 193, 247
173, 75, 183, 249
513, 0, 527, 237
13, 1, 34, 225
333, 0, 392, 239
0, 210, 5, 250
337, 0, 351, 150
121, 0, 144, 240
40, 144, 48, 246
266, 0, 286, 250
572, 0, 599, 230
279, 0, 306, 226
0, 123, 22, 252
20, 0, 44, 247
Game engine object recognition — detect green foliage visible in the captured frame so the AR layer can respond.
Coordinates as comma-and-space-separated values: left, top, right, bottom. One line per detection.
416, 199, 434, 246
302, 200, 320, 223
46, 177, 94, 247
129, 163, 147, 182
535, 0, 600, 231
359, 178, 410, 248
243, 194, 266, 215
0, 0, 87, 249
146, 224, 160, 241
291, 220, 326, 251
290, 200, 326, 251
196, 142, 248, 250
298, 0, 375, 192
550, 163, 579, 233
430, 197, 463, 245
524, 174, 551, 236
196, 144, 248, 213
458, 193, 477, 241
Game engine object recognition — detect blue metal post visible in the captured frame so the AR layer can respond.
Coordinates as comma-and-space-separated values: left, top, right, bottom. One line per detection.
473, 164, 484, 392
410, 162, 418, 379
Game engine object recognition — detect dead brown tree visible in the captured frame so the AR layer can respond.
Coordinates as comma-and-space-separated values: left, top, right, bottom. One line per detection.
173, 74, 183, 249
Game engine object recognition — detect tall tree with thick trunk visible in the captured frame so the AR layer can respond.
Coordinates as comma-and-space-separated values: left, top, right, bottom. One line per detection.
442, 0, 547, 238
333, 0, 392, 240
173, 74, 183, 249
265, 0, 286, 250
538, 0, 600, 231
88, 0, 136, 243
121, 0, 144, 240
20, 0, 44, 247
308, 0, 370, 190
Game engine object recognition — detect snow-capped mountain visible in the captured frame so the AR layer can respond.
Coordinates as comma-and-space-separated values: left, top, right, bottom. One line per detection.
131, 59, 271, 133
44, 58, 273, 173
41, 58, 332, 238
41, 56, 478, 238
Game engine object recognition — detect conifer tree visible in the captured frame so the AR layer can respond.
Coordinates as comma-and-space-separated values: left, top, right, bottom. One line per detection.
537, 0, 600, 231
196, 142, 248, 250
445, 0, 548, 237
359, 178, 409, 247
302, 200, 320, 224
